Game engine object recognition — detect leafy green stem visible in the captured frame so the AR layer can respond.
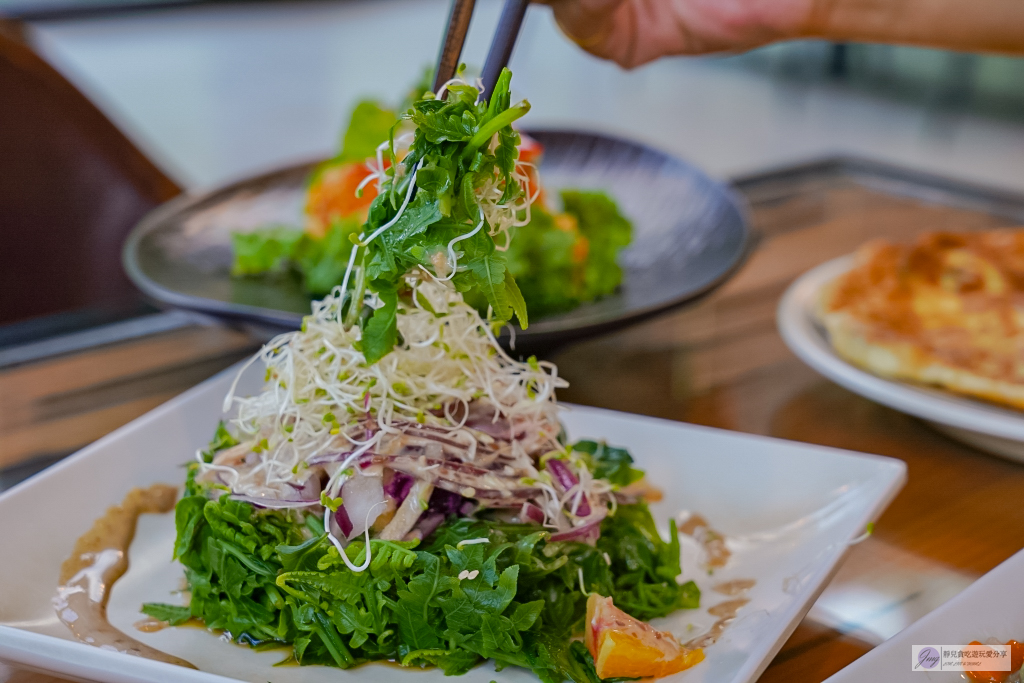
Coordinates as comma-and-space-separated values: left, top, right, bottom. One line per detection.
312, 610, 355, 667
461, 101, 531, 163
344, 250, 367, 328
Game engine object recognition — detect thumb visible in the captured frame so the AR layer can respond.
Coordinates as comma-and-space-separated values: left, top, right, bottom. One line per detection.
541, 0, 634, 63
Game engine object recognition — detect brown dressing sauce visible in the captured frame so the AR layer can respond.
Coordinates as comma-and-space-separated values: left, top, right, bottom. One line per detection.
678, 513, 731, 568
707, 598, 750, 618
52, 484, 195, 669
133, 618, 169, 633
685, 577, 756, 649
686, 598, 750, 649
712, 579, 756, 596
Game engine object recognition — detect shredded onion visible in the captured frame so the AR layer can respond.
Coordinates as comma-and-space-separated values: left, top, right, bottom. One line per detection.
549, 512, 605, 545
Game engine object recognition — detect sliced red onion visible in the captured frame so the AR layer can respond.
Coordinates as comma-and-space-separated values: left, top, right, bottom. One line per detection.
333, 506, 354, 537
465, 416, 512, 441
383, 471, 415, 504
545, 459, 577, 491
288, 471, 322, 499
427, 488, 467, 516
520, 502, 546, 525
545, 459, 592, 517
549, 512, 605, 545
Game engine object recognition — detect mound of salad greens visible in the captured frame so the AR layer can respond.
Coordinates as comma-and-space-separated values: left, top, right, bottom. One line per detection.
145, 71, 699, 683
144, 438, 698, 683
232, 70, 633, 326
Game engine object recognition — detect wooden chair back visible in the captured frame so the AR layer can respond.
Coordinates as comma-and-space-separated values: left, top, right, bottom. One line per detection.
0, 29, 181, 323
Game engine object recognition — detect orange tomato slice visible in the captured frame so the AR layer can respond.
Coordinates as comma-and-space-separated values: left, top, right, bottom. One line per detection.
964, 640, 1024, 683
305, 162, 379, 237
585, 593, 704, 679
516, 132, 545, 207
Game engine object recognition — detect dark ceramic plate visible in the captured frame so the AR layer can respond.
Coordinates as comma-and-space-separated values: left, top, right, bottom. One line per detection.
123, 130, 749, 351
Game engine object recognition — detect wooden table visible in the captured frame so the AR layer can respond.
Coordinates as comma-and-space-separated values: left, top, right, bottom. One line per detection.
5, 160, 1024, 682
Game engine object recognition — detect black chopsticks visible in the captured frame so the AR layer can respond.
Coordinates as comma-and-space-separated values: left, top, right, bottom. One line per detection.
480, 0, 530, 99
433, 0, 477, 92
433, 0, 531, 99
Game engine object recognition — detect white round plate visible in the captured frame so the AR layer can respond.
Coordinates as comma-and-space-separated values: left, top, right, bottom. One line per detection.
777, 255, 1024, 463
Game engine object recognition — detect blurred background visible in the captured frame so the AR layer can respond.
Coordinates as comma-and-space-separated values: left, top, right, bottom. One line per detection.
5, 0, 1024, 192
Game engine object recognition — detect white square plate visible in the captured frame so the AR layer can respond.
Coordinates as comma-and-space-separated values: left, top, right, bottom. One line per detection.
826, 548, 1024, 682
0, 363, 906, 683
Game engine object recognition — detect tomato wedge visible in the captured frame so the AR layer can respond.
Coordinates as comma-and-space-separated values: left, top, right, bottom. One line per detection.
585, 593, 704, 679
964, 640, 1024, 682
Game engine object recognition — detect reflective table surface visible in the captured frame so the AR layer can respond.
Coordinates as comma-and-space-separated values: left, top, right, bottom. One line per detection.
5, 160, 1024, 682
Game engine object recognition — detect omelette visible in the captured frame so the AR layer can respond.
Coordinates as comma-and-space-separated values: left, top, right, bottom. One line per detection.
817, 230, 1024, 410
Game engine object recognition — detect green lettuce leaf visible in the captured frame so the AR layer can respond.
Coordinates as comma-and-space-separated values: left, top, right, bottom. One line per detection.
338, 100, 398, 164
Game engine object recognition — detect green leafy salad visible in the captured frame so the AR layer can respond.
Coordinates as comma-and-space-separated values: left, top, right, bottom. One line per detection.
145, 71, 701, 682
232, 70, 632, 321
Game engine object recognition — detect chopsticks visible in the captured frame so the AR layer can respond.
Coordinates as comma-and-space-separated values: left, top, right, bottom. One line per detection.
480, 0, 530, 99
433, 0, 531, 99
433, 0, 477, 92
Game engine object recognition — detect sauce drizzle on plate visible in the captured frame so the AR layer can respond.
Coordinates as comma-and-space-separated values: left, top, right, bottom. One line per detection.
52, 484, 195, 669
685, 577, 756, 649
678, 512, 731, 568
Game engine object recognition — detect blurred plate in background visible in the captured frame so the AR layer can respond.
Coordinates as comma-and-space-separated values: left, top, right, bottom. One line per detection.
123, 129, 749, 353
778, 255, 1024, 462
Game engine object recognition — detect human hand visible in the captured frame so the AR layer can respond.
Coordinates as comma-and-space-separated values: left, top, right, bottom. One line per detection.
537, 0, 814, 68
539, 0, 1024, 68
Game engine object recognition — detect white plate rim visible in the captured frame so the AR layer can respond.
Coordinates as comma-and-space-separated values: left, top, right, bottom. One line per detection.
777, 255, 1024, 442
0, 363, 907, 683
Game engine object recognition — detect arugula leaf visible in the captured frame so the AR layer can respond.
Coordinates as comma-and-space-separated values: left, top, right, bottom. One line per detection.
360, 280, 399, 364
392, 553, 445, 651
411, 108, 477, 143
403, 647, 481, 675
510, 600, 544, 631
505, 269, 528, 330
386, 195, 443, 243
572, 440, 644, 488
467, 253, 512, 323
140, 603, 191, 625
173, 495, 208, 560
